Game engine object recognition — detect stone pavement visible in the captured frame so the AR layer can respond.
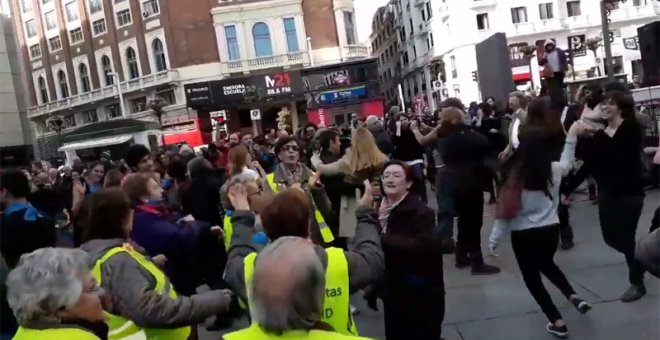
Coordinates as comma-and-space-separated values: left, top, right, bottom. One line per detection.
206, 191, 660, 340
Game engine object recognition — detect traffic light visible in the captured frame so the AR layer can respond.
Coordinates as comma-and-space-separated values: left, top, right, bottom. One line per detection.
471, 71, 479, 82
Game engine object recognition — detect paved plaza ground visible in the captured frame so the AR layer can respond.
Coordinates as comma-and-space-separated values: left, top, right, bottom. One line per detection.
207, 191, 660, 340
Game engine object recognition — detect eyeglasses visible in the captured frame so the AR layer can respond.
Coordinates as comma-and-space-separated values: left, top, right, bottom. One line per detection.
283, 145, 299, 152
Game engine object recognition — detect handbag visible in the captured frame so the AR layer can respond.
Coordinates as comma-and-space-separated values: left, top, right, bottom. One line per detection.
496, 177, 522, 220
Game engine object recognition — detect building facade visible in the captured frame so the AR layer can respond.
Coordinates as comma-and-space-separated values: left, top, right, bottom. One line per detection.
369, 3, 401, 108
373, 0, 660, 109
184, 0, 373, 134
9, 0, 223, 159
1, 2, 34, 166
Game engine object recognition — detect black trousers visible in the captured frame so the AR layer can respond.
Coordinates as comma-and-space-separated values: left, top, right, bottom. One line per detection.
454, 188, 484, 262
598, 189, 646, 286
558, 202, 574, 244
512, 225, 576, 323
383, 283, 444, 340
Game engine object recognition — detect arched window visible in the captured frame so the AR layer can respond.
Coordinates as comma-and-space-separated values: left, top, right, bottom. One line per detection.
79, 63, 90, 93
152, 38, 167, 72
126, 47, 139, 79
252, 22, 273, 57
57, 70, 69, 98
37, 76, 48, 103
101, 55, 114, 86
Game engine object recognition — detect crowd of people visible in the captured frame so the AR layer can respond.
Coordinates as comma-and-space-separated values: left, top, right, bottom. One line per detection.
1, 78, 659, 340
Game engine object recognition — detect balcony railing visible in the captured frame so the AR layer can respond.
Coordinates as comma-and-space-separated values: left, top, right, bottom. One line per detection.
469, 0, 496, 9
507, 18, 566, 37
609, 4, 660, 22
28, 70, 179, 118
220, 51, 310, 75
342, 45, 370, 60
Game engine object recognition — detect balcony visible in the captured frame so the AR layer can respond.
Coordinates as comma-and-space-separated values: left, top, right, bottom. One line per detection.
608, 4, 660, 23
508, 18, 563, 37
469, 0, 496, 9
221, 51, 310, 75
561, 15, 597, 30
342, 45, 370, 60
28, 70, 179, 118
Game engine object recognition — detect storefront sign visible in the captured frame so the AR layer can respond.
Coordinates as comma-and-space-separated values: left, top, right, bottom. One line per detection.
307, 108, 329, 128
623, 37, 639, 50
184, 83, 213, 107
568, 35, 586, 57
316, 86, 367, 105
186, 71, 303, 108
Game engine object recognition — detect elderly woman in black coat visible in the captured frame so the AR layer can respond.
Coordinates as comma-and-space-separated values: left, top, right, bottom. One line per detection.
378, 160, 444, 340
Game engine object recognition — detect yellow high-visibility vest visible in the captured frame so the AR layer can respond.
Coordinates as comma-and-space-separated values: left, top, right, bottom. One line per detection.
224, 324, 370, 340
12, 327, 101, 340
265, 173, 334, 243
243, 248, 357, 336
91, 246, 191, 340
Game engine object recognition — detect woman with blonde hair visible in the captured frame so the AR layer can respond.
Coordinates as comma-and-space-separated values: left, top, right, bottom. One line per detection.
312, 127, 388, 239
227, 145, 264, 181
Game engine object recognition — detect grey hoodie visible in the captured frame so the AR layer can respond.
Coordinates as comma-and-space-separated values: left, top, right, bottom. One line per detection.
80, 238, 231, 329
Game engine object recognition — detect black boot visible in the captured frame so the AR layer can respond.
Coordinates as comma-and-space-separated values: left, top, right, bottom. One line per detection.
560, 226, 574, 250
470, 251, 501, 275
455, 246, 470, 268
440, 237, 456, 254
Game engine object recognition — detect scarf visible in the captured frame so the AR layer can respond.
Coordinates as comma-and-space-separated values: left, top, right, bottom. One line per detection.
378, 193, 407, 233
280, 163, 304, 186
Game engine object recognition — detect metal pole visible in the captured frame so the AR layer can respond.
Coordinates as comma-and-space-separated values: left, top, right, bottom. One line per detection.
117, 79, 127, 119
600, 1, 615, 82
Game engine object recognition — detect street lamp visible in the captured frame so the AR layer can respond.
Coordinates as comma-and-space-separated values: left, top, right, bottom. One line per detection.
108, 72, 128, 119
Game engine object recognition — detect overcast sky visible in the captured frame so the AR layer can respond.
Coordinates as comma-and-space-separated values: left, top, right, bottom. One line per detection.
355, 0, 389, 43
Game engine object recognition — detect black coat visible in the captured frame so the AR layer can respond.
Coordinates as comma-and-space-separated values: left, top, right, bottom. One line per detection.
382, 193, 445, 338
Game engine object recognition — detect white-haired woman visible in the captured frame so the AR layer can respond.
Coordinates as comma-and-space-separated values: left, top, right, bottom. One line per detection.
6, 247, 108, 340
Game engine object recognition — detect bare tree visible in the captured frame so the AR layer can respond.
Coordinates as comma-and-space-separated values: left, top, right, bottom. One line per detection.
586, 37, 603, 77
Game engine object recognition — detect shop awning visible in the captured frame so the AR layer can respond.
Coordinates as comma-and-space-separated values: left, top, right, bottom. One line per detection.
58, 134, 133, 152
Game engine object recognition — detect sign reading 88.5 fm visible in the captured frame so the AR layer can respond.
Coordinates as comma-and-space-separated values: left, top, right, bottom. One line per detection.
211, 71, 304, 104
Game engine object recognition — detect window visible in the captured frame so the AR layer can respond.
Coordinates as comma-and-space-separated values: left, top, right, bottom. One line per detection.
69, 27, 83, 44
224, 26, 240, 61
89, 0, 102, 14
143, 0, 160, 17
79, 63, 90, 92
413, 45, 417, 59
539, 3, 553, 20
344, 11, 356, 45
57, 70, 69, 98
82, 109, 98, 124
65, 2, 78, 22
116, 9, 132, 27
125, 47, 139, 79
252, 22, 273, 57
476, 13, 489, 30
115, 0, 126, 3
101, 55, 114, 86
92, 19, 106, 36
38, 76, 49, 103
421, 8, 426, 21
157, 89, 175, 105
106, 104, 121, 119
130, 97, 147, 113
566, 1, 581, 17
42, 0, 52, 4
450, 55, 457, 78
20, 0, 31, 13
510, 7, 528, 23
49, 36, 62, 51
29, 44, 41, 59
25, 20, 37, 38
152, 38, 167, 71
283, 18, 299, 53
430, 32, 434, 46
409, 18, 414, 35
44, 11, 57, 30
426, 2, 432, 19
63, 114, 76, 128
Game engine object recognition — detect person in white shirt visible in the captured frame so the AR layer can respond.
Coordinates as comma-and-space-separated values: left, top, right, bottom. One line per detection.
490, 99, 593, 339
499, 91, 528, 162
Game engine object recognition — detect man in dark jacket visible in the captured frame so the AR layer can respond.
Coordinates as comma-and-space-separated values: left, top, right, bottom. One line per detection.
1, 170, 57, 337
539, 39, 569, 101
366, 115, 394, 156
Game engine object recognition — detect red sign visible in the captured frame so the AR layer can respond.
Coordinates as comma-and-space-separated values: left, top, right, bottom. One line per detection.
307, 108, 329, 128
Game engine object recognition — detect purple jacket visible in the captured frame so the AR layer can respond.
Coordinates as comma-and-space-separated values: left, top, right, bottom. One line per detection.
539, 48, 569, 73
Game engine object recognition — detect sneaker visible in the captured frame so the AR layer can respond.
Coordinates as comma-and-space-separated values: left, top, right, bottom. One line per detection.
560, 240, 575, 250
621, 285, 646, 303
471, 263, 501, 275
571, 298, 592, 314
546, 323, 569, 339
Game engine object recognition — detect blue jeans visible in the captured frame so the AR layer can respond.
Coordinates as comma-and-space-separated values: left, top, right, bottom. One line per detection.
436, 169, 455, 239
